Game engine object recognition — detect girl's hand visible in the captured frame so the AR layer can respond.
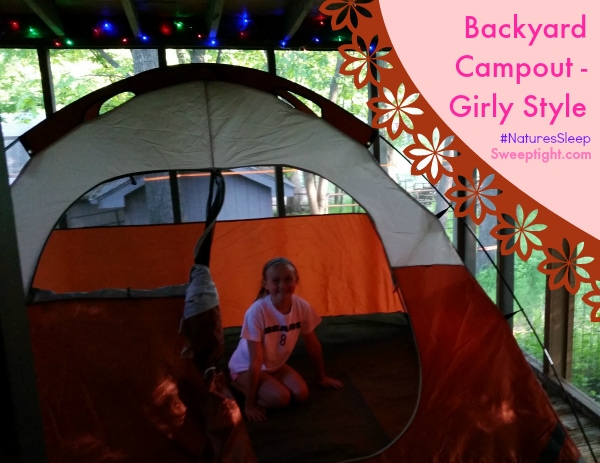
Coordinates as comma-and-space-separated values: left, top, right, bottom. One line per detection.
319, 376, 344, 390
244, 403, 267, 422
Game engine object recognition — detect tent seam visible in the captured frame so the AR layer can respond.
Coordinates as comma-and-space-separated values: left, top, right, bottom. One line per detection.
204, 81, 215, 170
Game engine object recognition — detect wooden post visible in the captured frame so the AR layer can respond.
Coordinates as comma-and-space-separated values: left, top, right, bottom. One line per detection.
169, 171, 182, 223
0, 123, 47, 462
543, 257, 574, 380
37, 47, 56, 116
497, 249, 515, 326
496, 216, 515, 326
455, 178, 476, 275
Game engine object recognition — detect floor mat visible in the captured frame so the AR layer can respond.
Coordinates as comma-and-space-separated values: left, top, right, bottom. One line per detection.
245, 375, 391, 463
225, 312, 420, 462
28, 300, 419, 463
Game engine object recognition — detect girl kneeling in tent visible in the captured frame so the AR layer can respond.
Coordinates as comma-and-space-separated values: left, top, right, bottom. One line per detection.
228, 257, 343, 423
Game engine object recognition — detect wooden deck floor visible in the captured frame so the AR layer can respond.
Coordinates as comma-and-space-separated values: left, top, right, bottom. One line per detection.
526, 352, 600, 463
548, 389, 600, 462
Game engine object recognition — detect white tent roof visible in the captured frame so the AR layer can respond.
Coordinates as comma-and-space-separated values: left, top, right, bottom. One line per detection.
11, 78, 461, 291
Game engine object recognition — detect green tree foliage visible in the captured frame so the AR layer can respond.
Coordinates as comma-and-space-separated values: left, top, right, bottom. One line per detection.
476, 250, 546, 361
166, 48, 268, 70
275, 50, 369, 122
50, 49, 134, 109
477, 250, 600, 403
0, 48, 136, 123
0, 49, 44, 122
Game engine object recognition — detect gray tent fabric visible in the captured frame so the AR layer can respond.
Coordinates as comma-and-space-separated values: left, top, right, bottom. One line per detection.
12, 76, 460, 292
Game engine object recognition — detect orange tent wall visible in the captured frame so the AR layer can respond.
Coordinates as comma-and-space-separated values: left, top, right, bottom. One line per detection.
363, 265, 580, 463
32, 214, 403, 326
27, 297, 205, 462
29, 214, 581, 461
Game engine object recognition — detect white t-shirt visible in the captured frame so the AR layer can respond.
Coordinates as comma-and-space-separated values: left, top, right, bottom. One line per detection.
228, 295, 321, 374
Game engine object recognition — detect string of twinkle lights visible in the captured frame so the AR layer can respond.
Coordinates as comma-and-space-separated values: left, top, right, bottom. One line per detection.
1, 13, 350, 49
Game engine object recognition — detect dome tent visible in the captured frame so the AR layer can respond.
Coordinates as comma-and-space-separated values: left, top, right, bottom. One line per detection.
11, 64, 581, 462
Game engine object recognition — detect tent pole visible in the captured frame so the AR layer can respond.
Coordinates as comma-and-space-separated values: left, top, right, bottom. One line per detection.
368, 82, 381, 163
0, 123, 47, 462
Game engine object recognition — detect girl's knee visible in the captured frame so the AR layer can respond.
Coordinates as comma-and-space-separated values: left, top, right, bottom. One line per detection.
266, 385, 307, 407
271, 389, 292, 408
274, 365, 308, 403
260, 384, 291, 408
292, 383, 309, 403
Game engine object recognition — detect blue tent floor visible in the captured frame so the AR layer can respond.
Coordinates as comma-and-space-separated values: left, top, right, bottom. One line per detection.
222, 312, 420, 463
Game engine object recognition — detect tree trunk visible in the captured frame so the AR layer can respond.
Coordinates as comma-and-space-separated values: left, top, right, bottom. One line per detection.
189, 49, 207, 63
302, 54, 345, 215
175, 49, 187, 63
328, 54, 343, 102
304, 172, 327, 215
131, 49, 159, 74
286, 170, 305, 215
317, 175, 328, 213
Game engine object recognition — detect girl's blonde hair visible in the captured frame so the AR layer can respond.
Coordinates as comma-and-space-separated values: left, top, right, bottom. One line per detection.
255, 257, 298, 300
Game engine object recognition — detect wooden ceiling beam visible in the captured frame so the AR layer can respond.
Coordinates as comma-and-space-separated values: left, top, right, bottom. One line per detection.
283, 0, 315, 42
206, 0, 225, 39
23, 0, 64, 37
121, 0, 142, 38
